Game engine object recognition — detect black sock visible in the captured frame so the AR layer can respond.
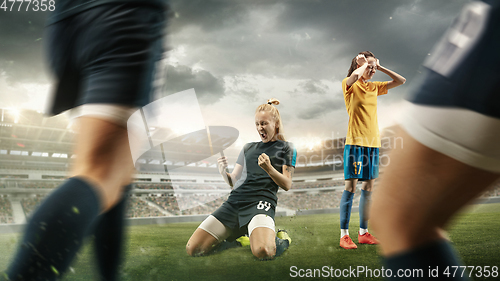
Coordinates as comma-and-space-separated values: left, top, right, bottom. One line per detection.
92, 186, 130, 281
274, 236, 290, 258
7, 177, 100, 281
384, 239, 470, 280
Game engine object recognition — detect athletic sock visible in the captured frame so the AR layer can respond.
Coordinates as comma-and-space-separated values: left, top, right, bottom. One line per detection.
341, 229, 349, 238
340, 190, 354, 234
7, 177, 101, 281
92, 185, 130, 281
359, 189, 371, 229
359, 228, 368, 235
274, 236, 290, 257
384, 239, 470, 280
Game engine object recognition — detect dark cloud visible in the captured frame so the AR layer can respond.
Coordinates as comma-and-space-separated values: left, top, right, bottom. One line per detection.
290, 79, 329, 96
0, 0, 472, 119
224, 76, 260, 102
165, 0, 469, 82
169, 0, 251, 33
163, 64, 225, 104
297, 98, 344, 120
271, 0, 470, 80
0, 10, 49, 84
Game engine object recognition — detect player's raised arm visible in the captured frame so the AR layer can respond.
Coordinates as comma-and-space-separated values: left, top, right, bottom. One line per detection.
376, 59, 406, 89
257, 153, 293, 191
346, 54, 369, 86
217, 157, 242, 188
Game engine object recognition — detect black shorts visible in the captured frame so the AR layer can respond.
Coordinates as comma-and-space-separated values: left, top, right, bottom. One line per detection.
212, 200, 276, 241
46, 3, 166, 115
407, 0, 500, 118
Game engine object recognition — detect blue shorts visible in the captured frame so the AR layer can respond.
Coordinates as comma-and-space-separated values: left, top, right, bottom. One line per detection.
46, 3, 166, 115
343, 145, 379, 181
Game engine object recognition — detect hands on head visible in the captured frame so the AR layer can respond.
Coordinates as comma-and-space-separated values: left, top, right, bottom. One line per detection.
356, 54, 368, 67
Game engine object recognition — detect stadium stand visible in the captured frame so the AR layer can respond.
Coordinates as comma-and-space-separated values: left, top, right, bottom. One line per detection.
291, 179, 344, 189
126, 197, 164, 218
0, 195, 14, 224
179, 195, 228, 215
277, 189, 362, 211
20, 195, 44, 218
135, 183, 174, 190
1, 109, 500, 224
17, 181, 59, 189
145, 195, 180, 215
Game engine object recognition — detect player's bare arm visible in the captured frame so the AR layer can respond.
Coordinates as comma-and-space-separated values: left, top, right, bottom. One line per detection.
258, 153, 293, 191
346, 54, 369, 86
217, 156, 242, 187
376, 59, 406, 89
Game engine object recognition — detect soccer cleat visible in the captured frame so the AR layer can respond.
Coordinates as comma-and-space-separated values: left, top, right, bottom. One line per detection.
236, 235, 250, 247
358, 232, 379, 244
277, 229, 292, 244
340, 235, 357, 249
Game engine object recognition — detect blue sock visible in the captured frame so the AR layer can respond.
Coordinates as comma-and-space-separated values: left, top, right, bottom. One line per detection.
92, 185, 130, 281
274, 236, 290, 257
384, 239, 470, 280
340, 190, 354, 230
7, 177, 100, 281
359, 189, 371, 229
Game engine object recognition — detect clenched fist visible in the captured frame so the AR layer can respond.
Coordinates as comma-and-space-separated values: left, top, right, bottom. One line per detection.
217, 156, 229, 175
258, 153, 271, 171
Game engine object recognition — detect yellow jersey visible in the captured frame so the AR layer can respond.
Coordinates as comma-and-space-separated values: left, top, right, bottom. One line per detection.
342, 77, 388, 148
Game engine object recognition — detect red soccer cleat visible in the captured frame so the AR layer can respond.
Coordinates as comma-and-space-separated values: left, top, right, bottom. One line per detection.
358, 232, 379, 244
340, 235, 358, 249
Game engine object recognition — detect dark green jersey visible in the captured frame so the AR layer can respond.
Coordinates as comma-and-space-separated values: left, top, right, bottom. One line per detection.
48, 0, 168, 25
228, 140, 297, 206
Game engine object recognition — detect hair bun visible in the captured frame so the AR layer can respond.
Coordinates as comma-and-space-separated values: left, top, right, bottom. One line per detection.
267, 98, 280, 106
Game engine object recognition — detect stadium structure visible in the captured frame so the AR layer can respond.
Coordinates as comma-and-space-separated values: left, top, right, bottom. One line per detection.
1, 108, 499, 231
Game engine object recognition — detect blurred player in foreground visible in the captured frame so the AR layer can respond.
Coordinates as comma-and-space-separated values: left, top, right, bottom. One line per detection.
339, 51, 406, 249
371, 0, 500, 279
2, 1, 167, 280
186, 99, 296, 260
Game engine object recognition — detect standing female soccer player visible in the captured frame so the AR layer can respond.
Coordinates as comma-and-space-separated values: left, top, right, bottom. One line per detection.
339, 51, 406, 249
186, 99, 297, 259
3, 2, 167, 280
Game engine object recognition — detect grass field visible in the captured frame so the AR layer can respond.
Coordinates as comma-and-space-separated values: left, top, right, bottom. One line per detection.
1, 203, 500, 280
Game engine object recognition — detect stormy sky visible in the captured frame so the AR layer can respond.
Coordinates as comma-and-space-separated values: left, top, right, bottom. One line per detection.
0, 0, 470, 149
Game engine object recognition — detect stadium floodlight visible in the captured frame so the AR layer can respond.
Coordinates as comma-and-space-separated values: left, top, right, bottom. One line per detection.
8, 108, 20, 124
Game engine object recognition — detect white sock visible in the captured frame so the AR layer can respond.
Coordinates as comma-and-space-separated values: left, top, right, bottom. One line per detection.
341, 229, 349, 238
359, 228, 368, 235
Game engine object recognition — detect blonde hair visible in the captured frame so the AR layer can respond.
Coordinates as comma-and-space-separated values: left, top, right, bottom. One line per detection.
255, 98, 286, 141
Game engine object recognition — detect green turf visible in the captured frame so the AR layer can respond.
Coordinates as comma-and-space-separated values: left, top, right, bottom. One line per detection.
1, 203, 500, 280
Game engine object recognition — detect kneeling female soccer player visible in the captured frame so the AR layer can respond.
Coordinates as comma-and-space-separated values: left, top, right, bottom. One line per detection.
186, 98, 297, 259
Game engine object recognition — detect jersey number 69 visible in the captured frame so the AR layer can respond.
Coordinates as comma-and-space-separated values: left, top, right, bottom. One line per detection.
256, 201, 272, 211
